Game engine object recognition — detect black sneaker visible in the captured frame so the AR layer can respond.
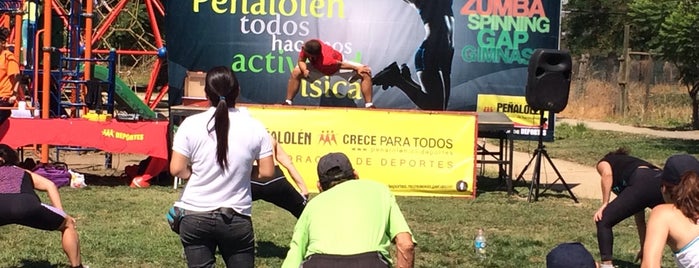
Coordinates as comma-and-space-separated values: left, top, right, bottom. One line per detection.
372, 62, 401, 90
399, 64, 421, 89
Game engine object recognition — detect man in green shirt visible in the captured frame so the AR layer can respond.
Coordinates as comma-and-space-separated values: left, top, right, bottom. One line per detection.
282, 152, 416, 268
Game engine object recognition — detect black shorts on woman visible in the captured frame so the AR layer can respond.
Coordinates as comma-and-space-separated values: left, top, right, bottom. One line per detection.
0, 169, 66, 230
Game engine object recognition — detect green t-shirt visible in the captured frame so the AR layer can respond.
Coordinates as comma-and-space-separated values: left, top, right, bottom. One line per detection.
282, 179, 415, 268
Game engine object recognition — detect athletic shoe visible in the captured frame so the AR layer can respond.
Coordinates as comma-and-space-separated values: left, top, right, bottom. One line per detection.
372, 62, 401, 90
399, 64, 421, 90
130, 175, 151, 188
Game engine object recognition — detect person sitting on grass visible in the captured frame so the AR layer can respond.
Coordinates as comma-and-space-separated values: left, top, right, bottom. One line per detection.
0, 144, 87, 268
642, 154, 699, 268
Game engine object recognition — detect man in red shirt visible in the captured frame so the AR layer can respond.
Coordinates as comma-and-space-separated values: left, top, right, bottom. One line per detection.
283, 39, 375, 108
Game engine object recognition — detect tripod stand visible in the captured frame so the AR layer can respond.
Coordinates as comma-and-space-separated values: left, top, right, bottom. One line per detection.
515, 110, 578, 203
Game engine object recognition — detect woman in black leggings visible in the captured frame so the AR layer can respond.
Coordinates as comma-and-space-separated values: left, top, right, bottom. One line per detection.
0, 144, 86, 268
594, 148, 664, 268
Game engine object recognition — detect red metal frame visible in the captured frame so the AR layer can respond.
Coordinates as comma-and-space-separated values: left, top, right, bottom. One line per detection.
43, 0, 167, 110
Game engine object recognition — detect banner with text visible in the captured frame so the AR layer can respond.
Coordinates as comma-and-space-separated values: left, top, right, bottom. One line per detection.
245, 106, 477, 197
476, 94, 554, 140
165, 0, 561, 117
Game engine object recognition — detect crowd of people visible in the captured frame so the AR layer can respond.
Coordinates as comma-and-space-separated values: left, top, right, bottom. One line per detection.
2, 47, 698, 267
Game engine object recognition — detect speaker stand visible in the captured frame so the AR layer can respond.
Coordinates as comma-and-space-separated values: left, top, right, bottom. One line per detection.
515, 111, 579, 203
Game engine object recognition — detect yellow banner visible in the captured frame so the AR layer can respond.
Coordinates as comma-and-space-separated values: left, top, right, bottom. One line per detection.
246, 106, 477, 197
476, 94, 552, 137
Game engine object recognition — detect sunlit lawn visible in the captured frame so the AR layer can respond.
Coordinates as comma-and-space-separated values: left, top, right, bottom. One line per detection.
0, 125, 691, 267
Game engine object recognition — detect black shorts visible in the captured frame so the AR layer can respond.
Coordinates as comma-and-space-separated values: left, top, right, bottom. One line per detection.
301, 252, 390, 268
0, 193, 67, 230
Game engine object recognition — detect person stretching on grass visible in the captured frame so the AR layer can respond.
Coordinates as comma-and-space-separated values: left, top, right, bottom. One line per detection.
594, 148, 664, 268
282, 152, 415, 268
642, 154, 699, 268
0, 144, 87, 268
251, 135, 309, 218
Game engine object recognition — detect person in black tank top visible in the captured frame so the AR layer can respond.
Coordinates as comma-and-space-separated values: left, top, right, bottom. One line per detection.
593, 148, 664, 267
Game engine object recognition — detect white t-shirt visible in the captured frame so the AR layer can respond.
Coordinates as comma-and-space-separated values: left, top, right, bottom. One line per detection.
675, 235, 699, 268
172, 107, 272, 216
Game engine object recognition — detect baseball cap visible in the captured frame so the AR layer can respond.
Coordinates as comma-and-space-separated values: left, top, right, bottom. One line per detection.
546, 242, 596, 268
317, 152, 354, 183
656, 154, 699, 185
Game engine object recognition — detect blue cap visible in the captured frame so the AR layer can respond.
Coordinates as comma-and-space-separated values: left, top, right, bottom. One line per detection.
546, 242, 596, 268
657, 154, 699, 185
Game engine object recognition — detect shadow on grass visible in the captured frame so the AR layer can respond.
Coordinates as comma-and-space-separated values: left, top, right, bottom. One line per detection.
613, 259, 640, 268
475, 175, 510, 196
476, 175, 580, 202
256, 240, 289, 259
646, 123, 693, 131
10, 259, 58, 268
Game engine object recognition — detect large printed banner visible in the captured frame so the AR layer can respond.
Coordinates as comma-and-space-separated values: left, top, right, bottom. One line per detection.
165, 0, 561, 116
244, 106, 477, 197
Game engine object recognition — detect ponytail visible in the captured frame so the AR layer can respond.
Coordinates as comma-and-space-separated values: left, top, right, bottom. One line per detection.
204, 66, 240, 170
671, 172, 699, 223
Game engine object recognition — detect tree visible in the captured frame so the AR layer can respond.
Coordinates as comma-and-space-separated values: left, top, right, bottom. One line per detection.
563, 0, 630, 56
629, 0, 699, 129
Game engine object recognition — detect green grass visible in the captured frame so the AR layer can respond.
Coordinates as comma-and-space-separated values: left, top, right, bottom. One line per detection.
512, 122, 699, 167
0, 185, 678, 268
2, 125, 693, 267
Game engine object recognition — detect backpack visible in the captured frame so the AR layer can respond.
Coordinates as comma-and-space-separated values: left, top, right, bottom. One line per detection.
32, 162, 71, 188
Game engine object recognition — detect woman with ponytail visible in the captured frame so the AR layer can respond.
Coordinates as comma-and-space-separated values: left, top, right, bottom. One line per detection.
170, 66, 275, 268
642, 154, 699, 268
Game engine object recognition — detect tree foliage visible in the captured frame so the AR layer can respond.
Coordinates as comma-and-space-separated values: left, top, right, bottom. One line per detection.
629, 0, 699, 129
563, 0, 630, 56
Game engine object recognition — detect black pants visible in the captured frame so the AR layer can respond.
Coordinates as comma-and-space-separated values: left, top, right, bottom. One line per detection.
251, 166, 306, 218
596, 168, 664, 261
301, 252, 389, 268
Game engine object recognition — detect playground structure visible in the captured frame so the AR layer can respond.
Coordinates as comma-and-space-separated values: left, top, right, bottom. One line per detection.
0, 0, 169, 187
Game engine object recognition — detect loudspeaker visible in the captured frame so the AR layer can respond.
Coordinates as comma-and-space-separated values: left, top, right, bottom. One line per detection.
525, 49, 572, 113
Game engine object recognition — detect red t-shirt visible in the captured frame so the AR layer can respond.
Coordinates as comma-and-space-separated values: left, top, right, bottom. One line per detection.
298, 40, 342, 75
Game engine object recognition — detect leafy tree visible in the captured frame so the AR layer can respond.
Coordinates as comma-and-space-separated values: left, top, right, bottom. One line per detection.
629, 0, 699, 129
563, 0, 630, 56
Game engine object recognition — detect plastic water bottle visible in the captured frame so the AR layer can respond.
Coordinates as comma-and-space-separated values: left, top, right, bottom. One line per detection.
474, 228, 487, 259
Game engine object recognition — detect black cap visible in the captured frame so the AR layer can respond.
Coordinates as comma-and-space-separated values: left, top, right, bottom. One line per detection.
317, 152, 354, 183
546, 242, 596, 268
657, 154, 699, 185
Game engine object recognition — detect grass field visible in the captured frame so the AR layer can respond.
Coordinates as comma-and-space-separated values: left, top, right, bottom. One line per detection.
0, 184, 678, 268
1, 79, 694, 267
1, 124, 691, 267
